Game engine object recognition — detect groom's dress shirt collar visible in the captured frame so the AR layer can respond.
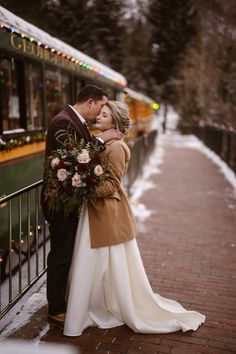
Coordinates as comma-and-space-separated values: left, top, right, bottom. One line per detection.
68, 104, 104, 144
69, 105, 86, 125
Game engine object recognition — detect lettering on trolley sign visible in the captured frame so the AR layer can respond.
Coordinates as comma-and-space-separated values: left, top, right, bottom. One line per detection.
10, 33, 97, 78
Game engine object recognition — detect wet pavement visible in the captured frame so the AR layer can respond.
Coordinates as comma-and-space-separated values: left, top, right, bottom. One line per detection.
1, 134, 236, 353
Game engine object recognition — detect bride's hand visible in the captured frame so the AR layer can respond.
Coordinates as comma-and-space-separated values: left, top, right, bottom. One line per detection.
97, 129, 123, 143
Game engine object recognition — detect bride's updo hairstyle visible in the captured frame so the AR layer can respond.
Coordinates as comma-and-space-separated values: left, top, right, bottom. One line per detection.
106, 101, 131, 135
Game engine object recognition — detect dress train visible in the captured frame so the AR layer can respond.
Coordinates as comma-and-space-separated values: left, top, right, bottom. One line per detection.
64, 205, 205, 336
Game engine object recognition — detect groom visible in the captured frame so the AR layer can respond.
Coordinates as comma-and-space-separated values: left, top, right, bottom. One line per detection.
41, 84, 121, 325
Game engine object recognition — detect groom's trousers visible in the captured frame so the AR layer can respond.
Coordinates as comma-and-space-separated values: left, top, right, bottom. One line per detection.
46, 210, 78, 316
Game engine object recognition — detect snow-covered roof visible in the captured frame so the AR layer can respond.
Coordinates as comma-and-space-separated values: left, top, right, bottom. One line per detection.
0, 6, 127, 88
125, 88, 155, 105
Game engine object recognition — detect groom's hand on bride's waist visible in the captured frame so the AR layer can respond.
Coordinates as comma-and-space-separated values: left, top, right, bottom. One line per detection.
97, 128, 123, 143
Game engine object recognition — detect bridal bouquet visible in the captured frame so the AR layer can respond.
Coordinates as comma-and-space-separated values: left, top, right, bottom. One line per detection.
43, 130, 108, 217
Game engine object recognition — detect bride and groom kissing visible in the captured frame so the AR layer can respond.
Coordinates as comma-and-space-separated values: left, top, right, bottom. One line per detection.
41, 84, 205, 337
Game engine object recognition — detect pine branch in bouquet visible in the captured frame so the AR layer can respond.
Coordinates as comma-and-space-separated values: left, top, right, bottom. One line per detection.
43, 130, 109, 217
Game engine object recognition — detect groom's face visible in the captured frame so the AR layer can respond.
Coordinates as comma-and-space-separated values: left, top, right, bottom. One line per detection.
87, 95, 108, 122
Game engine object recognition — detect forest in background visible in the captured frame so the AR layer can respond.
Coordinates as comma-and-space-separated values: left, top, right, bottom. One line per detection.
1, 0, 235, 129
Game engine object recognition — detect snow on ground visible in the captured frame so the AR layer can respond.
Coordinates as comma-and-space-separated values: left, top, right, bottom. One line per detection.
0, 340, 77, 354
0, 285, 47, 340
33, 323, 50, 344
164, 133, 236, 191
130, 141, 164, 222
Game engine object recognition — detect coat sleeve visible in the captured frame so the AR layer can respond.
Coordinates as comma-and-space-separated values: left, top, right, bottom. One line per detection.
96, 141, 126, 198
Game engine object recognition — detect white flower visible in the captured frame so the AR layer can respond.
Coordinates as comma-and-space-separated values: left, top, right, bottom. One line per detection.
94, 164, 104, 176
57, 169, 68, 181
0, 138, 6, 145
77, 149, 91, 164
72, 173, 83, 187
51, 157, 60, 168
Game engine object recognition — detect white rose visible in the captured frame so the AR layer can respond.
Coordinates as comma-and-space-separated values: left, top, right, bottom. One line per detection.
77, 149, 91, 164
72, 173, 83, 187
94, 164, 104, 176
51, 157, 60, 168
57, 168, 68, 181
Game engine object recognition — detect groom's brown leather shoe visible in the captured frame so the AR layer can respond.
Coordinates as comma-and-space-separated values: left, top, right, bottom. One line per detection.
48, 313, 65, 326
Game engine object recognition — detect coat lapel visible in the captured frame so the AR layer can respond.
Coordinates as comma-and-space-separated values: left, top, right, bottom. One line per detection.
65, 105, 91, 141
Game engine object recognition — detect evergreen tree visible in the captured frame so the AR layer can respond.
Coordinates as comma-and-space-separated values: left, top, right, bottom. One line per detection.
148, 0, 197, 101
175, 0, 236, 129
0, 0, 48, 29
122, 18, 154, 95
89, 0, 125, 71
42, 0, 93, 53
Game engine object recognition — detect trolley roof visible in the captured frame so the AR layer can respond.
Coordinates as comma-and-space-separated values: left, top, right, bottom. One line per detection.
125, 88, 155, 105
0, 6, 127, 88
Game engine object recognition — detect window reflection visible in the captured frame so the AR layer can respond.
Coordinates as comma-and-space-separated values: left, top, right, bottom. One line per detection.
0, 57, 20, 132
45, 68, 71, 124
25, 63, 44, 130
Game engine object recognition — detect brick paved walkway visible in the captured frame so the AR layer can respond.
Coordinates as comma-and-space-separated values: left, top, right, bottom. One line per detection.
3, 135, 236, 353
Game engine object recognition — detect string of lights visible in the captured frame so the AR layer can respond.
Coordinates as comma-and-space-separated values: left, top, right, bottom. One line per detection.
0, 6, 127, 88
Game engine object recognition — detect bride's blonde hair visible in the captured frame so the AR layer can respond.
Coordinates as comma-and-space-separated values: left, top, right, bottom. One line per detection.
106, 101, 130, 135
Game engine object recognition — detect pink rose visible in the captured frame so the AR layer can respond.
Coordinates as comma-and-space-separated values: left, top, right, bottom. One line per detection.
94, 164, 104, 176
72, 173, 83, 187
57, 169, 68, 181
51, 157, 60, 168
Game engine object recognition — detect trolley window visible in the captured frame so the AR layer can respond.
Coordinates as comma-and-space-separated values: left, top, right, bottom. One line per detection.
0, 56, 20, 132
45, 67, 71, 125
25, 63, 44, 131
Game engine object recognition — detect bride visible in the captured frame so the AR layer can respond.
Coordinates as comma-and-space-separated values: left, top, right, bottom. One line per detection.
63, 101, 205, 336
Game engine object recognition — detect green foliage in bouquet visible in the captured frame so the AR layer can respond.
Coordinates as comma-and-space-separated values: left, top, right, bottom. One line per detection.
43, 130, 109, 217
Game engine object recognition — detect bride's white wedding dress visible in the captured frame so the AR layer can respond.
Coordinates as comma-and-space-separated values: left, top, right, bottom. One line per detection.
64, 205, 205, 336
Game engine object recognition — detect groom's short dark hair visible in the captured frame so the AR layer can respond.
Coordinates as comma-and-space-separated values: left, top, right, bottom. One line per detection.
77, 84, 108, 103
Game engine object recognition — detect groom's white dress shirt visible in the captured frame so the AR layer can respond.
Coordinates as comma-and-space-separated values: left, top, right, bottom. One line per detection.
69, 105, 87, 125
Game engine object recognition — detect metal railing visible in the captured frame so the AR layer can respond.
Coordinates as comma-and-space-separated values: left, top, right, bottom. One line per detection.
179, 123, 236, 174
0, 129, 158, 319
0, 181, 49, 320
126, 130, 158, 194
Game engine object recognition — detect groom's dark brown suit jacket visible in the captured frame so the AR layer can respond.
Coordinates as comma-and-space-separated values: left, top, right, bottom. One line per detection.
45, 105, 91, 157
42, 105, 96, 316
41, 105, 93, 219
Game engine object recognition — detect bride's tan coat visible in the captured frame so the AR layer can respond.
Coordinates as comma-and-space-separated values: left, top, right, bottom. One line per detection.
88, 139, 137, 248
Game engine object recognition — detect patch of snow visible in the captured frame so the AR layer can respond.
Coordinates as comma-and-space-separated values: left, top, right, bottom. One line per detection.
0, 340, 77, 354
130, 141, 164, 222
33, 324, 50, 344
131, 201, 153, 222
131, 179, 155, 202
228, 204, 235, 209
0, 285, 47, 340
